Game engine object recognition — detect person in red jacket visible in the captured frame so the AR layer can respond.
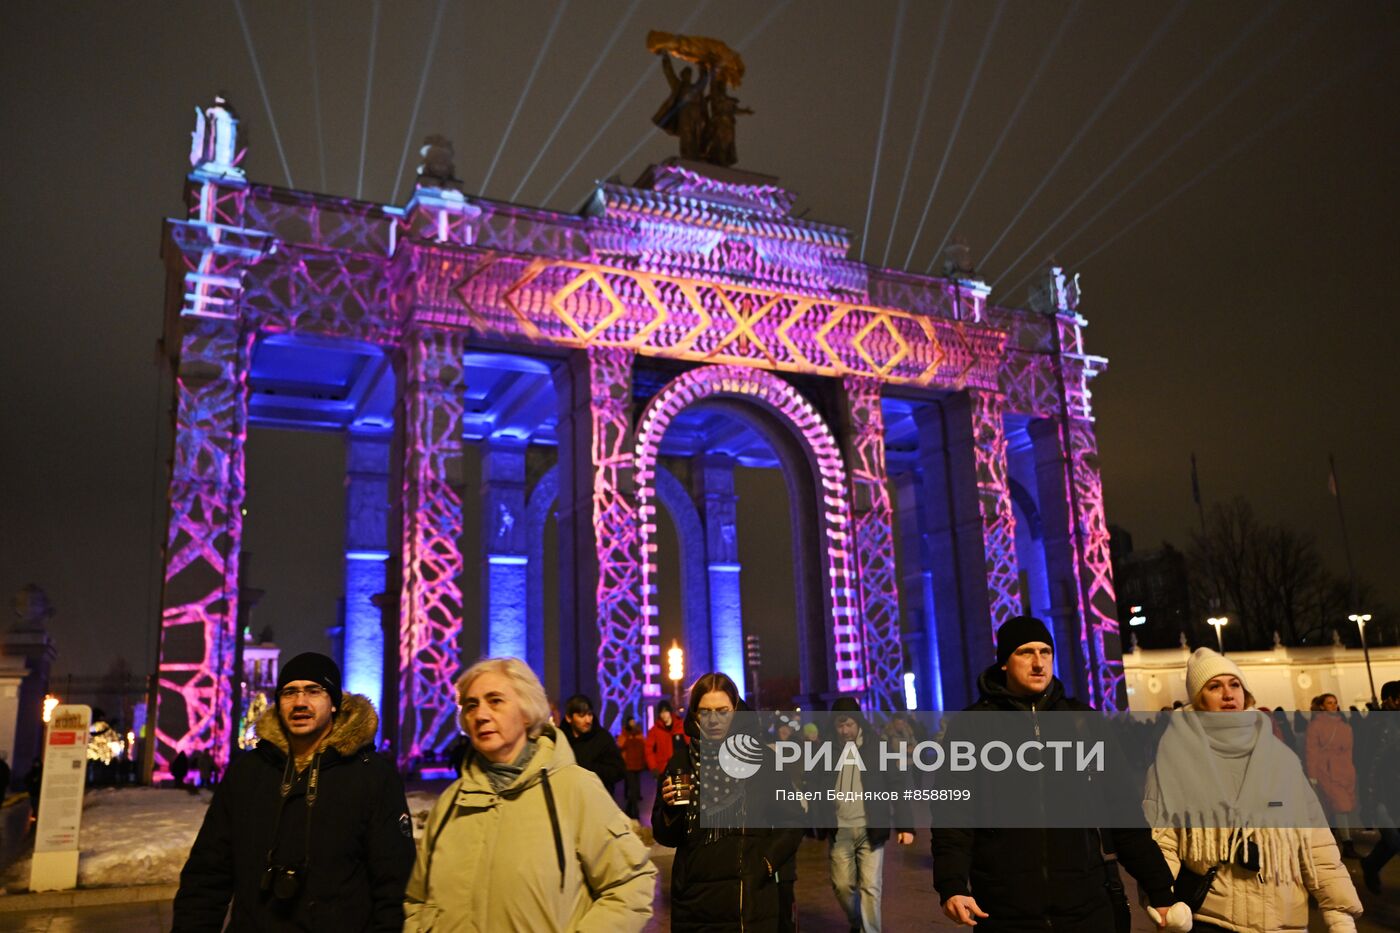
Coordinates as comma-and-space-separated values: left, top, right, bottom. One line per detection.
645, 700, 685, 776
617, 716, 647, 818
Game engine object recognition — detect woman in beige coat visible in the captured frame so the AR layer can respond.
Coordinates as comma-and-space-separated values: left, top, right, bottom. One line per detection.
403, 657, 657, 932
1144, 648, 1362, 933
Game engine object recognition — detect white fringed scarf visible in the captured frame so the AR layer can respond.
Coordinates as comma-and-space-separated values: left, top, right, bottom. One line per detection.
1152, 709, 1319, 885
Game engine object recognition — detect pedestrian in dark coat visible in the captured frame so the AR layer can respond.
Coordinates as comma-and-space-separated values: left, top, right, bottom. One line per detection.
171, 750, 190, 788
1361, 680, 1400, 894
931, 616, 1175, 932
653, 672, 805, 932
563, 693, 626, 797
173, 653, 414, 932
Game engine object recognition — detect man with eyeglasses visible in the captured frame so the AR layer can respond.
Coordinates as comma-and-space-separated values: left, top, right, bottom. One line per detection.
174, 652, 415, 931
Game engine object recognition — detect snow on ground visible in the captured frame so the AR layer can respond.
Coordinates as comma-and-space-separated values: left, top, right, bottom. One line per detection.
0, 785, 448, 892
3, 787, 213, 891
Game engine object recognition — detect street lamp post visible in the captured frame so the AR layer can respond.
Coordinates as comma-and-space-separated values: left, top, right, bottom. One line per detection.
1207, 616, 1228, 654
667, 641, 685, 712
1349, 613, 1379, 708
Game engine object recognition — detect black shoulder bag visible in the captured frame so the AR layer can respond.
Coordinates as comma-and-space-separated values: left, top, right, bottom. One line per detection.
1173, 862, 1219, 914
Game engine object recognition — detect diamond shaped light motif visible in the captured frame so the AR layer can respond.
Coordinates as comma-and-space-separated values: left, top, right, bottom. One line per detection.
550, 270, 627, 342
852, 313, 910, 376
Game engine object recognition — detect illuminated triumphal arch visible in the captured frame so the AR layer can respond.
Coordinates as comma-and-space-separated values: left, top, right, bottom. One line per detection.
152, 96, 1121, 775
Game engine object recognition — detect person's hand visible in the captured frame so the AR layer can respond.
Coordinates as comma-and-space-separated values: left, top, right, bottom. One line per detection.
943, 895, 988, 926
1150, 905, 1170, 928
896, 831, 914, 845
660, 774, 691, 806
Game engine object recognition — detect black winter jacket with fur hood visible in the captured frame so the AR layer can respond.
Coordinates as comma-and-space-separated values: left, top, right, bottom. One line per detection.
173, 693, 415, 932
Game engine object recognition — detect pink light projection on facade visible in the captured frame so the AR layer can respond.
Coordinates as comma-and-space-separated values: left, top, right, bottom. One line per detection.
154, 98, 1125, 775
844, 376, 904, 709
398, 328, 468, 764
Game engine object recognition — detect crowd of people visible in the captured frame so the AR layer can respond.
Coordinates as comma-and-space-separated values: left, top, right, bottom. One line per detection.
168, 618, 1396, 931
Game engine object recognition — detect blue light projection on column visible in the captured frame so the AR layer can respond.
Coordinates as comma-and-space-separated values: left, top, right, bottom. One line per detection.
344, 431, 392, 712
486, 555, 529, 658
482, 442, 529, 660
708, 563, 745, 691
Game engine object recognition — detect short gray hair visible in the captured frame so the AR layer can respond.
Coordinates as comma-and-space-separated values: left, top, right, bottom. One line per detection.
455, 657, 551, 739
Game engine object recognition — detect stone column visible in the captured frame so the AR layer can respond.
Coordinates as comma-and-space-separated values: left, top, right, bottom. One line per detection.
1064, 415, 1122, 708
0, 627, 55, 785
153, 318, 251, 775
481, 440, 529, 659
840, 377, 904, 710
1028, 418, 1090, 696
397, 327, 466, 764
694, 454, 745, 691
343, 430, 393, 713
912, 389, 1021, 708
0, 657, 28, 788
893, 471, 941, 710
554, 348, 646, 731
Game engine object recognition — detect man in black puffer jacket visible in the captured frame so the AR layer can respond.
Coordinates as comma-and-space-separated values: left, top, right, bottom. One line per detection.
931, 616, 1175, 931
563, 693, 626, 798
173, 653, 414, 932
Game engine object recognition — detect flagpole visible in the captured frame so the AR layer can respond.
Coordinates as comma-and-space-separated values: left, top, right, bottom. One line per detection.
1328, 454, 1359, 603
1329, 454, 1378, 707
1192, 453, 1223, 641
1191, 452, 1207, 537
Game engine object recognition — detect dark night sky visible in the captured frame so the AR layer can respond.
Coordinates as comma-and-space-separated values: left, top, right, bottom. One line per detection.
2, 1, 1397, 686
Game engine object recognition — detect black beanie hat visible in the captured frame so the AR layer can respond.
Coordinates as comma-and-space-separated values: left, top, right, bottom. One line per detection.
277, 652, 343, 712
995, 616, 1054, 667
830, 696, 868, 732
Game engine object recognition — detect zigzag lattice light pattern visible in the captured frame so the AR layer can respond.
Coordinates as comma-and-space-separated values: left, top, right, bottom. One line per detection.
844, 377, 904, 710
1067, 418, 1124, 709
586, 347, 650, 733
398, 328, 467, 764
154, 319, 251, 776
634, 366, 866, 694
458, 258, 1009, 392
970, 390, 1023, 635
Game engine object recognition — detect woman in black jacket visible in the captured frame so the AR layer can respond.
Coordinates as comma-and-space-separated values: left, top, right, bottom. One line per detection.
653, 672, 804, 931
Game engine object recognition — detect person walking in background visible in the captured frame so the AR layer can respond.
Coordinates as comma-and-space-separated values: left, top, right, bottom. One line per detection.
617, 715, 647, 820
1307, 692, 1359, 859
645, 699, 685, 777
932, 615, 1176, 930
1144, 648, 1362, 932
170, 750, 190, 789
1360, 680, 1400, 894
563, 693, 626, 801
404, 657, 655, 931
654, 672, 804, 931
816, 696, 913, 932
23, 757, 41, 825
174, 652, 415, 931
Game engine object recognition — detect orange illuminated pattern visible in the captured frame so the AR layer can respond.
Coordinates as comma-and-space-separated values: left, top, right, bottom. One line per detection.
457, 258, 1005, 391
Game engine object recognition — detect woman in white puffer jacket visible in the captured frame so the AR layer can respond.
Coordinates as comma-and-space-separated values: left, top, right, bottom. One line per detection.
1143, 648, 1362, 933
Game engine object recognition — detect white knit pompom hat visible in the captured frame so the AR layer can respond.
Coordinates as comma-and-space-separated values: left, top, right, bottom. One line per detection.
1185, 646, 1248, 703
